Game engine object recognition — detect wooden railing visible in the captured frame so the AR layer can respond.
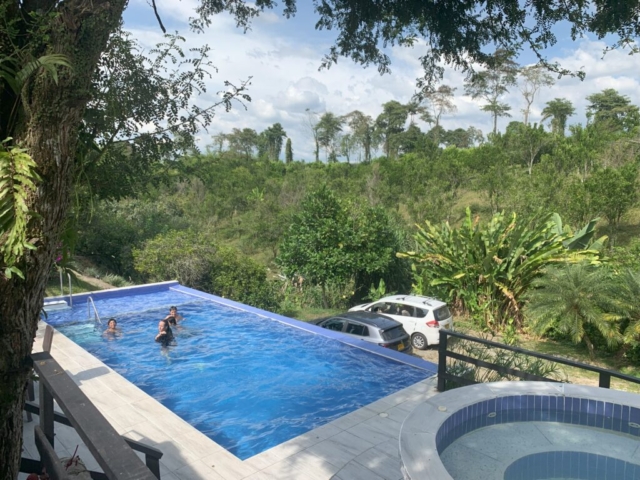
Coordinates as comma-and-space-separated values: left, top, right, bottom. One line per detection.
20, 351, 162, 480
437, 329, 640, 392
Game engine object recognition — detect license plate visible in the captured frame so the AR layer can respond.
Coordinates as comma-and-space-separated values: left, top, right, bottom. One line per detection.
397, 342, 404, 351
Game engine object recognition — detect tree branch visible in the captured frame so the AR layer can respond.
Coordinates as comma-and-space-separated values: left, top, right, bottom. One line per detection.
149, 0, 166, 34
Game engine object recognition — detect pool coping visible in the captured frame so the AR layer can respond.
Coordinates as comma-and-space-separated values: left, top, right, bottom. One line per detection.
399, 382, 640, 480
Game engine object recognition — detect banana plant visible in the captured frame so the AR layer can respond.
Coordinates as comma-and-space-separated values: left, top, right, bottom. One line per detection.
400, 208, 601, 327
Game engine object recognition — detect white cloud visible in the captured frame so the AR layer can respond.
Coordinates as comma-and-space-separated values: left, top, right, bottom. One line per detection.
123, 5, 640, 160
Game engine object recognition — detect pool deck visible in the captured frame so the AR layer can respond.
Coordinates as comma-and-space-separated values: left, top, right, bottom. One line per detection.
24, 321, 439, 480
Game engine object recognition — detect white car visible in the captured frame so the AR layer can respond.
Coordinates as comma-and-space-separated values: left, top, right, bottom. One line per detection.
349, 294, 454, 350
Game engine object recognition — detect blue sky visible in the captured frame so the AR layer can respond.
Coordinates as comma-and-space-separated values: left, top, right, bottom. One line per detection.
123, 1, 640, 161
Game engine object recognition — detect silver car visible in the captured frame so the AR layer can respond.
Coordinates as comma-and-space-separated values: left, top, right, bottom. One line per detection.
312, 311, 412, 353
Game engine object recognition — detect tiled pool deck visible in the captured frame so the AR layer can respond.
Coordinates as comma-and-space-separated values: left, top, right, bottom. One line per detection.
25, 318, 439, 479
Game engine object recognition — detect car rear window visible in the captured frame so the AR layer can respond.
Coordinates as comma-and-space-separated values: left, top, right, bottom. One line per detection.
346, 323, 369, 336
434, 306, 452, 322
381, 326, 406, 341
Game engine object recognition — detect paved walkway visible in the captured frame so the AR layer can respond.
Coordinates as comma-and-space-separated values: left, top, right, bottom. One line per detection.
22, 322, 438, 479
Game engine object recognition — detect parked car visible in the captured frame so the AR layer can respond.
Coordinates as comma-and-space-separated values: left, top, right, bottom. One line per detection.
349, 295, 454, 350
311, 311, 412, 353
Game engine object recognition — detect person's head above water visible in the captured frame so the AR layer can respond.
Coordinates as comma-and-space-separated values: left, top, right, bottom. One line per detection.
170, 306, 178, 315
107, 318, 117, 329
158, 319, 169, 332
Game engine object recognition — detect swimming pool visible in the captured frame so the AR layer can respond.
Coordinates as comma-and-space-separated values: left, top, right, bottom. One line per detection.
44, 283, 435, 459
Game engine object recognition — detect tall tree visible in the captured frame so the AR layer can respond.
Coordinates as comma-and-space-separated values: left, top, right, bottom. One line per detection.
285, 138, 293, 164
259, 123, 287, 161
316, 112, 345, 162
464, 49, 519, 134
405, 100, 431, 125
423, 85, 457, 131
375, 100, 409, 158
506, 122, 551, 175
519, 65, 554, 125
227, 128, 259, 159
586, 89, 640, 133
2, 0, 638, 475
345, 110, 375, 163
277, 186, 399, 306
339, 133, 357, 163
305, 108, 321, 162
541, 98, 576, 136
443, 126, 483, 148
211, 132, 228, 153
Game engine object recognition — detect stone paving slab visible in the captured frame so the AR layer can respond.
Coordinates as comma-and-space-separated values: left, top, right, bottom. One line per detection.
23, 321, 438, 479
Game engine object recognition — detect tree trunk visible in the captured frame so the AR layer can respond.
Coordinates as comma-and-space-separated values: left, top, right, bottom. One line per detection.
493, 113, 498, 134
0, 1, 127, 477
583, 333, 595, 359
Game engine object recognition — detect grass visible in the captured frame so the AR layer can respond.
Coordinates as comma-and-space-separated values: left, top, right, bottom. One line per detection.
519, 336, 640, 393
449, 315, 640, 393
45, 270, 110, 297
286, 307, 343, 322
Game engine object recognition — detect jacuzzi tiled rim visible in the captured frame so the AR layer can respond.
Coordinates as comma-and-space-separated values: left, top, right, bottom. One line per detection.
399, 382, 640, 480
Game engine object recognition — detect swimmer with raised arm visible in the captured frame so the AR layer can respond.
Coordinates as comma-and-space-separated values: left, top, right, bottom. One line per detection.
155, 318, 175, 346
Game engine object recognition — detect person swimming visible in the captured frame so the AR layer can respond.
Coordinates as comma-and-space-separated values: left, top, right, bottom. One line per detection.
155, 318, 175, 346
168, 306, 184, 321
103, 318, 121, 336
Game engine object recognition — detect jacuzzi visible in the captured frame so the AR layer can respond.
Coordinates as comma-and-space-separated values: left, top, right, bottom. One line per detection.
399, 382, 640, 480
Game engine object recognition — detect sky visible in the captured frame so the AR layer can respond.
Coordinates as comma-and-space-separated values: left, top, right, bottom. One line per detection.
123, 1, 640, 161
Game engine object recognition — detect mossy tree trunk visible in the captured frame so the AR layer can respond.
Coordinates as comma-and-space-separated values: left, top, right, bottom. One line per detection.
0, 1, 126, 478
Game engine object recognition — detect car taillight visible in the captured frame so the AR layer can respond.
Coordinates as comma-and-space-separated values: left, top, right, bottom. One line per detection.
426, 320, 439, 328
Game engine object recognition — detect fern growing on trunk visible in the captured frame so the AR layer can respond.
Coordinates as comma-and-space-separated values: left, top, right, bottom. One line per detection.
0, 139, 40, 278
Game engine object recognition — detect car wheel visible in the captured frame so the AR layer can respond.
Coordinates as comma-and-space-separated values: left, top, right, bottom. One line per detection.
411, 333, 428, 350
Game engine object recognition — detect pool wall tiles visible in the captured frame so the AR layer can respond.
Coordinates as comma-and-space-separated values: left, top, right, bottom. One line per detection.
435, 395, 640, 454
504, 451, 640, 480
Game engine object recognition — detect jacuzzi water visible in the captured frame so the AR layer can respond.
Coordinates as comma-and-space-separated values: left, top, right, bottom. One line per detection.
440, 421, 640, 480
45, 289, 430, 459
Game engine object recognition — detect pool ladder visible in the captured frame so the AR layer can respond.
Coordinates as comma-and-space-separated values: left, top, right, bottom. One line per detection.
59, 269, 73, 307
87, 296, 102, 325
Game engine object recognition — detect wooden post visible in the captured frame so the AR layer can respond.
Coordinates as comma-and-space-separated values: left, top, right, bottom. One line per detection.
39, 383, 55, 447
43, 325, 54, 353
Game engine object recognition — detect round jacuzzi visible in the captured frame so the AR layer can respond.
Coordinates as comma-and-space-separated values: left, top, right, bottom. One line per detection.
399, 382, 640, 480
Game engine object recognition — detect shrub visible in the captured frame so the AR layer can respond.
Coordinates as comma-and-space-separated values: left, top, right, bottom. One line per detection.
133, 229, 281, 311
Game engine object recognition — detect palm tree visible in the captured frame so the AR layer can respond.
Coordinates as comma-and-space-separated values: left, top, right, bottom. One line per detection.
524, 264, 622, 357
541, 98, 575, 136
618, 270, 640, 345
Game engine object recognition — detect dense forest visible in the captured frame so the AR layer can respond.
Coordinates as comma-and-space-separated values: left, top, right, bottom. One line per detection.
71, 74, 640, 362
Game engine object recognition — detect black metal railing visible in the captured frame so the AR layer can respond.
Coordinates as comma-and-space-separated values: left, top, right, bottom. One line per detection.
20, 351, 162, 480
437, 329, 640, 392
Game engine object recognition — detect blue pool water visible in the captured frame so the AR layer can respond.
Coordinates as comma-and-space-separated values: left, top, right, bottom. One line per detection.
45, 288, 431, 459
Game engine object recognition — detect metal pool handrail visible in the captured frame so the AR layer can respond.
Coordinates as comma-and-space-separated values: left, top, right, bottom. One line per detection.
87, 296, 102, 325
58, 270, 73, 306
437, 329, 640, 391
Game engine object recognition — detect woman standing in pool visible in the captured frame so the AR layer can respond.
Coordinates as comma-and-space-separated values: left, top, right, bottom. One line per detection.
155, 318, 175, 346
